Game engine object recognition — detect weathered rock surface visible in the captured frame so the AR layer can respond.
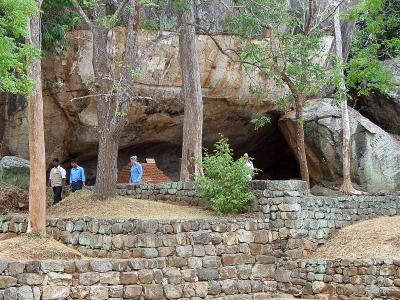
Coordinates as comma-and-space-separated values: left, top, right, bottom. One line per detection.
279, 98, 400, 192
0, 156, 30, 190
0, 30, 281, 163
352, 58, 400, 135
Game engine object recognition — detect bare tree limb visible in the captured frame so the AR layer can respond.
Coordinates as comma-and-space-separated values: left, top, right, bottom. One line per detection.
312, 0, 346, 30
114, 0, 129, 17
72, 0, 94, 28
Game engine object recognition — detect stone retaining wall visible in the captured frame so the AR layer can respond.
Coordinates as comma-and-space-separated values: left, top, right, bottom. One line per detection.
115, 180, 310, 209
1, 187, 399, 261
258, 193, 400, 251
0, 258, 399, 299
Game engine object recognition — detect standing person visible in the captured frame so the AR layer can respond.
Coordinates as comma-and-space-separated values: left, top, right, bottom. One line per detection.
130, 156, 143, 184
244, 153, 254, 180
48, 158, 66, 205
70, 159, 85, 192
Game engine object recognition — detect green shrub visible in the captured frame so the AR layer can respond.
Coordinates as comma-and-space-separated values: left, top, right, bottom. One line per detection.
196, 136, 256, 215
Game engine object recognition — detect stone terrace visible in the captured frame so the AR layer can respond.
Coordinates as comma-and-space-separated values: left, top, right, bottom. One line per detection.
0, 180, 400, 299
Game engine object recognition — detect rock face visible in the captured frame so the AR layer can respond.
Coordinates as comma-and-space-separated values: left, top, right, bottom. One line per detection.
352, 58, 400, 135
0, 30, 292, 179
279, 98, 400, 193
0, 156, 30, 190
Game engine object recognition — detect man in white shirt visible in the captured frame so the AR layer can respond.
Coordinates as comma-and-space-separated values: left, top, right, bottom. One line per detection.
48, 158, 67, 204
244, 153, 254, 180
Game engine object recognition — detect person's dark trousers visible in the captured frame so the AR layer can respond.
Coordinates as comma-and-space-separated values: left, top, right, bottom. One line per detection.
53, 186, 62, 204
71, 180, 83, 192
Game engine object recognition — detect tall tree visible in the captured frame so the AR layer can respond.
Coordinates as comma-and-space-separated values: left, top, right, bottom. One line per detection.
177, 0, 204, 181
72, 0, 169, 199
333, 3, 362, 194
0, 0, 45, 231
27, 0, 47, 232
214, 0, 337, 184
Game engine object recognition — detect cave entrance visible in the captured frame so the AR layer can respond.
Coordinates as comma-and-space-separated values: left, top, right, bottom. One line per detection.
229, 114, 300, 180
117, 113, 300, 181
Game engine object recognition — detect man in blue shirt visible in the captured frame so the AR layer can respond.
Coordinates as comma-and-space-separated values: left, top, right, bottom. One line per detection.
130, 156, 143, 184
70, 159, 85, 192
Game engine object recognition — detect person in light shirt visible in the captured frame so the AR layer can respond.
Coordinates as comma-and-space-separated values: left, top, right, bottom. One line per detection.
244, 153, 254, 180
130, 156, 143, 184
70, 159, 86, 192
48, 158, 66, 204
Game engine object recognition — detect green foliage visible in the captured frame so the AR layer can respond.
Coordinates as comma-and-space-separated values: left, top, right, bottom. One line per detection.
99, 15, 118, 28
196, 136, 255, 215
140, 0, 160, 9
42, 0, 81, 51
224, 0, 329, 108
347, 0, 400, 95
140, 18, 158, 32
251, 116, 271, 129
0, 0, 40, 95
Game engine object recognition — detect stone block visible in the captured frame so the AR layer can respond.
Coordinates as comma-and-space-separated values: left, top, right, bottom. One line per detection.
42, 286, 70, 300
222, 279, 238, 295
164, 284, 183, 299
108, 286, 123, 298
197, 268, 219, 281
70, 287, 90, 299
165, 268, 182, 284
17, 273, 44, 285
90, 285, 109, 300
100, 272, 120, 285
120, 272, 138, 285
16, 286, 33, 300
46, 272, 73, 286
4, 287, 17, 300
252, 264, 275, 279
0, 276, 17, 288
143, 284, 164, 300
236, 229, 254, 243
124, 285, 142, 299
195, 282, 208, 297
80, 272, 100, 285
202, 256, 221, 268
90, 261, 113, 273
138, 269, 154, 284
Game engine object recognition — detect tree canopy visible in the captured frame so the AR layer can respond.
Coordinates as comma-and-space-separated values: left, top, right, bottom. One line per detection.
0, 0, 40, 95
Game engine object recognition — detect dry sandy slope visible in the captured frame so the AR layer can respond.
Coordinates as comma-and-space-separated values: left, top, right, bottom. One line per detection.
309, 216, 400, 259
0, 233, 84, 261
48, 190, 216, 220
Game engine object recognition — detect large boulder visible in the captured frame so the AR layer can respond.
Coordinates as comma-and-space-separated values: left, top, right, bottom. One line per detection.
351, 58, 400, 135
279, 98, 400, 193
0, 156, 30, 190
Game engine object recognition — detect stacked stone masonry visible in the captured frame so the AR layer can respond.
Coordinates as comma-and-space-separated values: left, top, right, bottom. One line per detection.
0, 258, 399, 299
1, 180, 399, 299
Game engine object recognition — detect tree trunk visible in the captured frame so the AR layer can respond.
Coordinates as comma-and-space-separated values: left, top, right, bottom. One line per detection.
333, 5, 360, 194
295, 94, 310, 184
178, 0, 204, 181
27, 0, 46, 232
94, 133, 119, 199
92, 24, 115, 200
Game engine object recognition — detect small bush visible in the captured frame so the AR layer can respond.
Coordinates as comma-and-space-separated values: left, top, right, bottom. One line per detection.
196, 136, 255, 215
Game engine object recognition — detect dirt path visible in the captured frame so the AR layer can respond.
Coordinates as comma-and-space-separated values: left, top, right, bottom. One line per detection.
308, 216, 400, 259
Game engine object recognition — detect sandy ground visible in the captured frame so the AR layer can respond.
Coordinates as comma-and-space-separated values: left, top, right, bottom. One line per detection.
48, 190, 216, 220
0, 233, 84, 261
0, 182, 28, 213
309, 216, 400, 259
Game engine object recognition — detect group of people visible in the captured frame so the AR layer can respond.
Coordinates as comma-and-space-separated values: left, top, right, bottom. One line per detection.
48, 156, 143, 205
48, 158, 86, 204
48, 154, 252, 205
